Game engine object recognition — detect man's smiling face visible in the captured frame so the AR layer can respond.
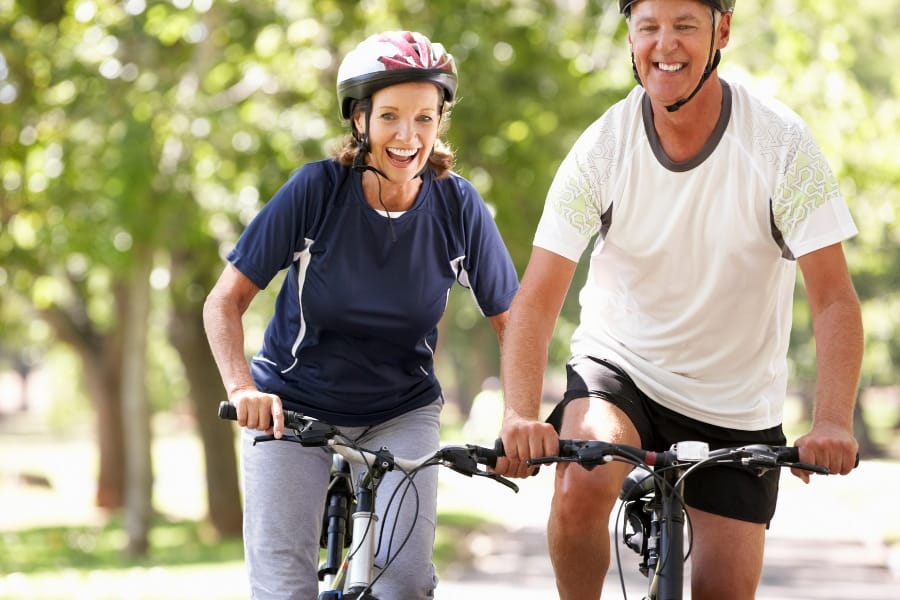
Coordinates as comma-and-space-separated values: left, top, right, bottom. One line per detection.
627, 0, 729, 107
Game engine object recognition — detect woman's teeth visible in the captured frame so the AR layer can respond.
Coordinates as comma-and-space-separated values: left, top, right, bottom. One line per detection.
388, 148, 417, 158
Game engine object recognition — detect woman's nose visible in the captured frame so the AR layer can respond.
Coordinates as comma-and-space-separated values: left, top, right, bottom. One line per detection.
394, 119, 415, 140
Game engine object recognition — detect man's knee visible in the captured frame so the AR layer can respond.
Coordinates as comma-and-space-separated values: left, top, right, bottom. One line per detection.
551, 465, 620, 531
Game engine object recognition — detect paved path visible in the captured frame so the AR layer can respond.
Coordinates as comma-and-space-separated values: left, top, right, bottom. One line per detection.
435, 459, 900, 599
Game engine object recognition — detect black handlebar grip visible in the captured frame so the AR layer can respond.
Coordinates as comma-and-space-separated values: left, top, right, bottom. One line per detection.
218, 401, 238, 421
473, 446, 498, 469
493, 437, 543, 477
780, 447, 800, 463
782, 446, 860, 470
494, 438, 505, 458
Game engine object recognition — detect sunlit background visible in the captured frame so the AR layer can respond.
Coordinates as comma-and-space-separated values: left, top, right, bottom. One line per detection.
1, 0, 898, 597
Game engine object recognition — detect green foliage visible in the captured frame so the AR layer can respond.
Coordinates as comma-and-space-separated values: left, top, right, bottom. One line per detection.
0, 0, 897, 408
724, 0, 900, 388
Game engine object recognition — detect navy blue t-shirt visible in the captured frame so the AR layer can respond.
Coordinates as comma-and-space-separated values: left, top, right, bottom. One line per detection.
227, 159, 519, 426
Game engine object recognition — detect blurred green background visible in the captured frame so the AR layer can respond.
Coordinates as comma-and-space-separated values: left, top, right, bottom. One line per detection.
1, 0, 898, 597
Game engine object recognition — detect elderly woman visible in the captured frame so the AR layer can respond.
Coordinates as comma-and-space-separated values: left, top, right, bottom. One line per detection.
203, 31, 518, 599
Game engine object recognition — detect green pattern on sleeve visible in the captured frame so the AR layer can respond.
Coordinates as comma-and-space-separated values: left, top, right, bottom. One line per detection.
545, 133, 609, 240
771, 125, 841, 240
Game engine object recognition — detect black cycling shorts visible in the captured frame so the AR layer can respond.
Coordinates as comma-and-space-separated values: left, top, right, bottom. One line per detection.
546, 355, 787, 525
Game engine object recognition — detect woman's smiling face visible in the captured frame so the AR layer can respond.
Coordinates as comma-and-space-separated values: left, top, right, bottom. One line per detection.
355, 81, 442, 183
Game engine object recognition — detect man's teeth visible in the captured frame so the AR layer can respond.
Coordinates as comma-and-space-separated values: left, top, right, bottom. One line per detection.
388, 148, 417, 157
659, 63, 684, 72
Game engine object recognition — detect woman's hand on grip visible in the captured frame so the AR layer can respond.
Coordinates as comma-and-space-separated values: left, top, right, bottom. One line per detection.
230, 388, 285, 439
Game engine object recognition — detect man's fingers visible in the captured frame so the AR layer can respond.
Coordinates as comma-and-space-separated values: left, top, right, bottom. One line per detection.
790, 467, 811, 484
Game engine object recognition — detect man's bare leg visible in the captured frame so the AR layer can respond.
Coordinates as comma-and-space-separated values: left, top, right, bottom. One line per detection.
547, 398, 640, 599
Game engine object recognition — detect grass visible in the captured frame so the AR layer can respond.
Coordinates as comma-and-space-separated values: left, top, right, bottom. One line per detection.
0, 499, 491, 600
0, 517, 243, 574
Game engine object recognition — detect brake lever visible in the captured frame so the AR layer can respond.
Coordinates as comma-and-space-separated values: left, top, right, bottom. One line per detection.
785, 461, 831, 475
252, 433, 305, 446
438, 447, 519, 492
472, 470, 520, 493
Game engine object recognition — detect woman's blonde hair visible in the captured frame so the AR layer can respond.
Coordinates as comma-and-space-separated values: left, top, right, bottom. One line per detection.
331, 96, 456, 179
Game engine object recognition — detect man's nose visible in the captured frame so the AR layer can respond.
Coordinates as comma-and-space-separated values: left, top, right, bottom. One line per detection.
656, 27, 679, 52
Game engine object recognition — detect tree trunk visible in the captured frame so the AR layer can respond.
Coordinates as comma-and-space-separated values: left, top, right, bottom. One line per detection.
85, 356, 126, 509
41, 302, 127, 510
121, 251, 154, 557
169, 300, 243, 537
167, 244, 243, 538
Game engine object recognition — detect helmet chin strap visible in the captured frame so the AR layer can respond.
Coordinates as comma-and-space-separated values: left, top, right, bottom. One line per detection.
352, 106, 398, 242
350, 102, 438, 242
663, 49, 720, 112
631, 6, 720, 113
351, 107, 390, 180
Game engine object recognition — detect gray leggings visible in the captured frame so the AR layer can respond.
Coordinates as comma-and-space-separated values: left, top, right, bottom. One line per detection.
240, 399, 442, 600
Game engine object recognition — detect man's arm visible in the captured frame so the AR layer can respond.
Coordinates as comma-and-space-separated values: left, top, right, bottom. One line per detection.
793, 242, 863, 481
495, 247, 579, 477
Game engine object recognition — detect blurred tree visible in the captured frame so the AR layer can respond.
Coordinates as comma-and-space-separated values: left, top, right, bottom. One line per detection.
0, 0, 897, 559
725, 0, 900, 449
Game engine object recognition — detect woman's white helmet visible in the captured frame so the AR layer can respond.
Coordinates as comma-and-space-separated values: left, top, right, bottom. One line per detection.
336, 31, 458, 120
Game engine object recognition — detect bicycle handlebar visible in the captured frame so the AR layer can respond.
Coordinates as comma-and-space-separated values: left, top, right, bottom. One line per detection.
525, 439, 857, 475
217, 401, 518, 492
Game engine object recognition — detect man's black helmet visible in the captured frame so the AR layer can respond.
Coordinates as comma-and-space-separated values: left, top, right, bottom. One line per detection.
336, 31, 457, 120
619, 0, 735, 14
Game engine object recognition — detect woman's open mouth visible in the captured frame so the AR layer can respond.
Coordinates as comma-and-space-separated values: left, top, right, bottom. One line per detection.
387, 147, 419, 165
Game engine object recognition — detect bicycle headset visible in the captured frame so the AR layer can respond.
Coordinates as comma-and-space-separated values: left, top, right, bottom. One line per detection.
335, 31, 458, 179
619, 0, 736, 113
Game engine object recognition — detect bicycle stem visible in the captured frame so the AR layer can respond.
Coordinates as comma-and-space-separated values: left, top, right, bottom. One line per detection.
345, 470, 380, 593
651, 470, 686, 599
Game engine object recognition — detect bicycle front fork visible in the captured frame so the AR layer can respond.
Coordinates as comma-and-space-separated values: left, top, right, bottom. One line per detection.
320, 488, 379, 600
647, 480, 686, 600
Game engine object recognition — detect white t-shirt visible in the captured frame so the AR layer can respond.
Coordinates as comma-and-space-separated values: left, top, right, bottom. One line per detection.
534, 81, 857, 430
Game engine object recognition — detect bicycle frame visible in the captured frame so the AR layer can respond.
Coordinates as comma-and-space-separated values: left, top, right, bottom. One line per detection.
318, 454, 355, 592
333, 451, 386, 599
527, 439, 845, 600
319, 443, 511, 600
217, 401, 515, 600
622, 464, 687, 600
311, 447, 394, 600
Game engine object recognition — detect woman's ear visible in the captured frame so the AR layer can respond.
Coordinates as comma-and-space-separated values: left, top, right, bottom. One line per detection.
352, 112, 365, 140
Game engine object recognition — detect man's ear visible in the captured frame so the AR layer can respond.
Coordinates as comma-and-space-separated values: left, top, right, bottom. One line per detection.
718, 12, 732, 49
